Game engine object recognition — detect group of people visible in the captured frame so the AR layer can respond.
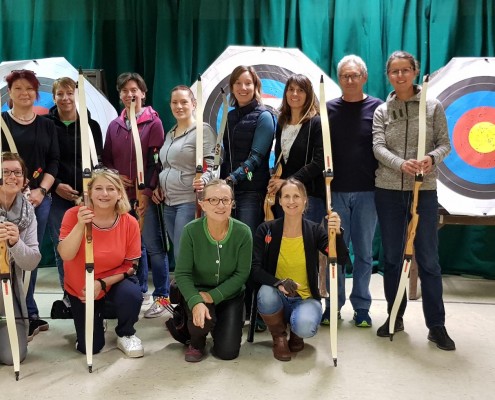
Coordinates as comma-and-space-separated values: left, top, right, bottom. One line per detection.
0, 49, 455, 369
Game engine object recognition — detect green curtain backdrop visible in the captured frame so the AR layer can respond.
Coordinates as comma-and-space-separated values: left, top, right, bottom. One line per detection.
1, 0, 494, 277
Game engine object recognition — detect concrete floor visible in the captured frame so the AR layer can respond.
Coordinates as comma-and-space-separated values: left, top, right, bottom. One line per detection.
2, 268, 495, 400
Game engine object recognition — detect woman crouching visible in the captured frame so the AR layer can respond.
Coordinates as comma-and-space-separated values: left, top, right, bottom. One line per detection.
58, 169, 143, 358
251, 178, 348, 361
174, 179, 252, 362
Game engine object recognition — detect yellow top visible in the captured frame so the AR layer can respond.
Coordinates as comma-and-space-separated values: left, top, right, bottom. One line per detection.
275, 236, 311, 299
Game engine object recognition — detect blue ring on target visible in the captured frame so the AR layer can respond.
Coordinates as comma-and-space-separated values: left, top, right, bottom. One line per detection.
443, 91, 495, 184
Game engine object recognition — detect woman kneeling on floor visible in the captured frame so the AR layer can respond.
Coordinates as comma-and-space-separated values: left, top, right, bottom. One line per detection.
58, 169, 144, 358
174, 179, 252, 362
251, 178, 348, 361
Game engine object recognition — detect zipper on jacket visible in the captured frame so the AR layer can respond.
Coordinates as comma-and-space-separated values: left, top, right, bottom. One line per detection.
401, 102, 409, 191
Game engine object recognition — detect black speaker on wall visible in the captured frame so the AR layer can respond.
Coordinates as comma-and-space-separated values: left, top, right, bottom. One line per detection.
82, 69, 109, 98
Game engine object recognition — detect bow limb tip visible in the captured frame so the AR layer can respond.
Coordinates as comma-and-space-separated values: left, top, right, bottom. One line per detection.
390, 333, 394, 342
15, 371, 19, 381
88, 365, 93, 373
333, 358, 337, 367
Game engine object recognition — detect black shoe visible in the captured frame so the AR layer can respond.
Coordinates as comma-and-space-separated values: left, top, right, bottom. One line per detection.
428, 326, 456, 351
377, 316, 404, 337
28, 318, 49, 342
51, 300, 73, 319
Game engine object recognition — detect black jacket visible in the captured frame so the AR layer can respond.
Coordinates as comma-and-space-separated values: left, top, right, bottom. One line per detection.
45, 106, 103, 194
275, 116, 325, 199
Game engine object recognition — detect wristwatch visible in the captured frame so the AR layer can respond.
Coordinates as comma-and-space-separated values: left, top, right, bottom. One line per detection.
97, 278, 107, 294
428, 154, 436, 165
39, 186, 47, 196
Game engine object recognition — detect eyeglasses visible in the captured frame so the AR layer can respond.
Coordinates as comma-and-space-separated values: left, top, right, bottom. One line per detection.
388, 67, 414, 77
2, 169, 23, 177
203, 197, 233, 206
339, 74, 362, 82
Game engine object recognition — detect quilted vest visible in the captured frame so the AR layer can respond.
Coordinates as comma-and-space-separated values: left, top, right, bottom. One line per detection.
221, 100, 272, 192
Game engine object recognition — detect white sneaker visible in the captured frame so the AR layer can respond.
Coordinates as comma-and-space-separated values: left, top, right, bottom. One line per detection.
117, 335, 144, 358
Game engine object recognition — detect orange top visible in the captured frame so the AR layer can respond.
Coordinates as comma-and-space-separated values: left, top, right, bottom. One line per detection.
60, 207, 141, 300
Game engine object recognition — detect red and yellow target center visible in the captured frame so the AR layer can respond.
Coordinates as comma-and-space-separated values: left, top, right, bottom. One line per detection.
468, 122, 495, 153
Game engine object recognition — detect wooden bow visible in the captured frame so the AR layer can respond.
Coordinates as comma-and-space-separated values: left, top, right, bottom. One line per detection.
388, 75, 429, 339
195, 74, 204, 218
319, 75, 338, 366
129, 97, 146, 230
77, 69, 95, 372
263, 153, 282, 221
0, 147, 21, 380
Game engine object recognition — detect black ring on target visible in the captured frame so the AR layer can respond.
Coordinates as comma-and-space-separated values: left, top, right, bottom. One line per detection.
436, 76, 495, 200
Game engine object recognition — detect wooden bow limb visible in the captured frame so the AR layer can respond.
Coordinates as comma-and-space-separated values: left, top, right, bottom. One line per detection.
264, 153, 283, 221
389, 174, 423, 340
129, 97, 146, 230
212, 88, 228, 179
77, 69, 95, 373
319, 75, 338, 366
0, 117, 30, 304
388, 75, 429, 340
195, 75, 204, 218
0, 228, 21, 381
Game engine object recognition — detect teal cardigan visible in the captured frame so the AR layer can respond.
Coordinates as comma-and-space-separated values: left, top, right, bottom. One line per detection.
175, 217, 253, 310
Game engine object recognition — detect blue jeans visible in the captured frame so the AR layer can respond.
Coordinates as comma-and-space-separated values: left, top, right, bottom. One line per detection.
305, 196, 326, 224
331, 191, 377, 311
232, 191, 264, 238
48, 194, 74, 289
257, 285, 322, 338
375, 188, 445, 329
142, 202, 170, 298
26, 195, 52, 318
164, 202, 196, 263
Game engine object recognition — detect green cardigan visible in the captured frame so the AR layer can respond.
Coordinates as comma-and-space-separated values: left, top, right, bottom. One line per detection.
175, 217, 253, 310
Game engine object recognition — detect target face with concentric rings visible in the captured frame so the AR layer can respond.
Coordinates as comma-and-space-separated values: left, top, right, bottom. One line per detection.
428, 57, 495, 215
437, 76, 495, 200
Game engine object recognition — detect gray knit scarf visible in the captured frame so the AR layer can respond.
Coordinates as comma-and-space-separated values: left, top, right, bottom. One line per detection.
0, 193, 35, 230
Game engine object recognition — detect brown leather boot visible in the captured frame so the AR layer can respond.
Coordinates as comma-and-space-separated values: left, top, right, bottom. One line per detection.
260, 309, 291, 361
288, 331, 304, 352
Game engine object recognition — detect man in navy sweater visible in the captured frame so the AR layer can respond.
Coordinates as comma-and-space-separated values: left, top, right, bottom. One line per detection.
323, 55, 383, 327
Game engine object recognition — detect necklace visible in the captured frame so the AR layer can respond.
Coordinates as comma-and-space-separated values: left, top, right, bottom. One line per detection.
10, 109, 36, 123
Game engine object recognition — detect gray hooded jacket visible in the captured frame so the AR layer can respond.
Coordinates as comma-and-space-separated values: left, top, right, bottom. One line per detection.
372, 85, 451, 191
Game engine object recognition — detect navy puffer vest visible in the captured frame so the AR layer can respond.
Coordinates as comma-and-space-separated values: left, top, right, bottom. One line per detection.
221, 100, 272, 192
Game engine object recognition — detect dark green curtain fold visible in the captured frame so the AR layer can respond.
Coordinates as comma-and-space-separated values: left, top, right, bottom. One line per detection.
1, 0, 494, 277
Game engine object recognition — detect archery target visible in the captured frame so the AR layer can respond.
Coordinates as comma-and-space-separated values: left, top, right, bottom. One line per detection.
428, 58, 495, 215
437, 76, 495, 199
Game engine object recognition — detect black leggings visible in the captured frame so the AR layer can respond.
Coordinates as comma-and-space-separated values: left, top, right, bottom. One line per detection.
187, 292, 244, 360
